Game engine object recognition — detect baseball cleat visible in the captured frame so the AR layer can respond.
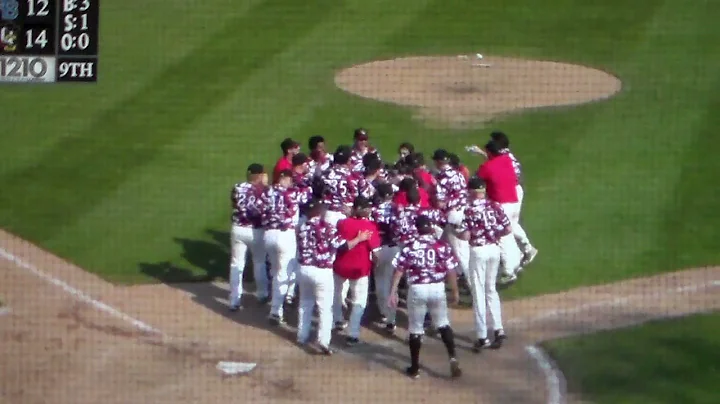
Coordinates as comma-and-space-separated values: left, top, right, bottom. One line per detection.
378, 315, 388, 324
345, 337, 360, 347
285, 296, 297, 307
497, 273, 517, 286
521, 247, 538, 267
229, 304, 242, 312
449, 358, 462, 378
385, 323, 397, 335
318, 344, 334, 356
405, 366, 421, 379
268, 314, 282, 326
491, 329, 507, 349
473, 338, 491, 353
333, 321, 348, 332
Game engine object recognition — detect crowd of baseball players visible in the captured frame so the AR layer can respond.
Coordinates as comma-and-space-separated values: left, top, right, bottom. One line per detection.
229, 128, 538, 379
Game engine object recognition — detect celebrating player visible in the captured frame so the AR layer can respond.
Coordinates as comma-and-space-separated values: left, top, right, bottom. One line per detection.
389, 216, 462, 379
371, 183, 400, 333
349, 128, 381, 173
229, 163, 269, 310
272, 138, 301, 184
322, 145, 372, 226
295, 199, 371, 355
452, 177, 510, 351
261, 169, 301, 325
308, 136, 333, 177
332, 196, 382, 345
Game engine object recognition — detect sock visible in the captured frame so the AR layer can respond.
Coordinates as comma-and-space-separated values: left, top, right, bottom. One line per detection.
409, 334, 422, 370
438, 326, 457, 359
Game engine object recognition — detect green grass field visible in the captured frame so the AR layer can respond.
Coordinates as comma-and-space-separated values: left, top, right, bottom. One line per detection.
0, 0, 718, 298
543, 312, 720, 404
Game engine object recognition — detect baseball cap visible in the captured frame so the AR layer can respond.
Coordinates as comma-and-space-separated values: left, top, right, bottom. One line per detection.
353, 196, 372, 210
292, 153, 309, 167
354, 128, 369, 141
247, 163, 264, 175
334, 145, 352, 164
432, 149, 450, 162
305, 198, 325, 212
468, 177, 486, 190
280, 138, 300, 153
415, 215, 433, 231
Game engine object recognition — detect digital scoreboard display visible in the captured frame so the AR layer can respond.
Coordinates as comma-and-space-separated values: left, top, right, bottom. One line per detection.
0, 0, 99, 83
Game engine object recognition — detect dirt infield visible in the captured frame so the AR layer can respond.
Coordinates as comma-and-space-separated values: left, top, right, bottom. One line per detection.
1, 230, 718, 404
334, 55, 622, 128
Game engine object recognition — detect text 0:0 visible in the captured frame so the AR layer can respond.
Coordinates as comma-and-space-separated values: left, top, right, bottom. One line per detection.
60, 33, 90, 51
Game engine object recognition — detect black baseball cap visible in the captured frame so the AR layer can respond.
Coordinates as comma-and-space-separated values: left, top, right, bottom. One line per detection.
292, 153, 309, 167
280, 138, 300, 153
247, 163, 264, 175
468, 177, 486, 190
334, 145, 352, 164
354, 128, 369, 141
432, 149, 450, 162
353, 196, 372, 210
415, 215, 433, 231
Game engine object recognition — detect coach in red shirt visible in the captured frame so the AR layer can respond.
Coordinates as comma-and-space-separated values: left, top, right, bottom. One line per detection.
393, 178, 431, 208
333, 196, 382, 346
273, 138, 301, 184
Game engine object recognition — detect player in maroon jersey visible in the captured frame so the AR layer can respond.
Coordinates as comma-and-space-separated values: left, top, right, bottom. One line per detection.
349, 128, 381, 173
371, 183, 401, 333
451, 177, 511, 351
229, 163, 269, 310
322, 145, 373, 226
291, 153, 313, 207
390, 188, 446, 248
296, 198, 372, 355
260, 169, 301, 325
389, 216, 462, 379
307, 135, 333, 177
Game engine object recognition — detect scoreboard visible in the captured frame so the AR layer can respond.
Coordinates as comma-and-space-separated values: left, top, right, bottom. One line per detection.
0, 0, 99, 83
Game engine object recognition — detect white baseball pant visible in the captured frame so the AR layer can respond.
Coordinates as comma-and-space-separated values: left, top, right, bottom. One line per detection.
516, 184, 524, 208
229, 225, 268, 306
264, 228, 297, 318
374, 245, 401, 323
498, 200, 530, 276
467, 244, 503, 339
407, 282, 450, 335
296, 265, 334, 347
333, 274, 369, 339
445, 224, 470, 277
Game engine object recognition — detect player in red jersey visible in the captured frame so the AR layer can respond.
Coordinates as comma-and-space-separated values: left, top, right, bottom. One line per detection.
322, 146, 373, 226
333, 197, 382, 346
272, 138, 300, 184
389, 216, 462, 379
229, 163, 269, 310
349, 128, 381, 173
260, 169, 301, 325
296, 199, 372, 355
452, 177, 510, 351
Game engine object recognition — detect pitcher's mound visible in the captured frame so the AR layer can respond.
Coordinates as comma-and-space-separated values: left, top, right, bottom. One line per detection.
334, 55, 622, 128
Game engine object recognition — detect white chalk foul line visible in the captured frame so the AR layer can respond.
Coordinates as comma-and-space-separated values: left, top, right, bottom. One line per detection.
525, 346, 565, 404
0, 247, 160, 333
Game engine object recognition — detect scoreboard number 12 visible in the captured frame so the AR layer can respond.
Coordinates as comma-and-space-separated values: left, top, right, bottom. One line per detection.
27, 0, 50, 17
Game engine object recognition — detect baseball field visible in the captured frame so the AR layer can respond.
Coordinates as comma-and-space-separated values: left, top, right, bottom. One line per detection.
1, 0, 719, 403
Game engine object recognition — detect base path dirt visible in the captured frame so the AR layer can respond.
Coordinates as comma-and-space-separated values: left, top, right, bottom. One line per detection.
0, 230, 717, 404
334, 55, 622, 128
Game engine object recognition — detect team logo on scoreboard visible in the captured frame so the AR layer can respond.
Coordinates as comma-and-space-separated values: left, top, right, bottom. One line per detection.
0, 23, 18, 52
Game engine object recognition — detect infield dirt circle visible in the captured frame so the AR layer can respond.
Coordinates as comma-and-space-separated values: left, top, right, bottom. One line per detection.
334, 55, 622, 127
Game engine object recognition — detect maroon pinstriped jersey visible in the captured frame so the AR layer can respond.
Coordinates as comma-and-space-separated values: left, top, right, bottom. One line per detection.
456, 198, 510, 246
231, 182, 265, 228
392, 234, 459, 285
259, 185, 300, 231
349, 147, 381, 173
291, 171, 314, 206
308, 153, 333, 177
296, 217, 345, 268
321, 165, 372, 212
434, 166, 468, 212
372, 200, 394, 245
390, 204, 446, 245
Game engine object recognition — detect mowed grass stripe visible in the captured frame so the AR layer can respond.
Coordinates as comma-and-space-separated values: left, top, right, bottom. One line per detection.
43, 0, 438, 282
0, 0, 343, 245
504, 0, 720, 298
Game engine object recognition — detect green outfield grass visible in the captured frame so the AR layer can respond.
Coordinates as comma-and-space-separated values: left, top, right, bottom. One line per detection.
543, 312, 720, 404
0, 0, 719, 293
